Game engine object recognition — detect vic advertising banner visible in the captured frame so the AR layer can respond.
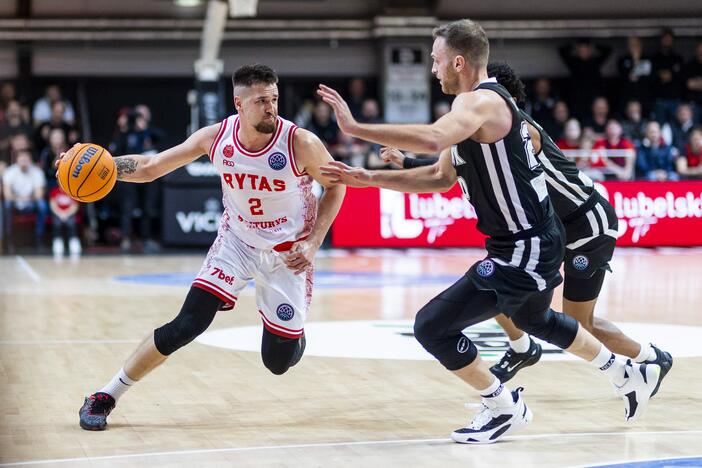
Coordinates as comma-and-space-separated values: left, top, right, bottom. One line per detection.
331, 182, 702, 248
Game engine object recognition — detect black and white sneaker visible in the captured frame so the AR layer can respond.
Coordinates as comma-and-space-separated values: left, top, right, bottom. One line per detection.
490, 338, 542, 383
644, 344, 672, 397
616, 360, 660, 423
451, 387, 532, 444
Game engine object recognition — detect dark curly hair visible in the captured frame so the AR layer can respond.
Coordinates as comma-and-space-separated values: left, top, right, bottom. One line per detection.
487, 62, 526, 105
232, 64, 278, 89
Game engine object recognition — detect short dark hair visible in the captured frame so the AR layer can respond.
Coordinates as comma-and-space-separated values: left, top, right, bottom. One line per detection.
232, 64, 278, 89
487, 62, 526, 105
432, 19, 489, 68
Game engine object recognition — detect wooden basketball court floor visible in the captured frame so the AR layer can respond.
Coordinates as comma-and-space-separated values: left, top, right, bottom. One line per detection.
1, 247, 701, 467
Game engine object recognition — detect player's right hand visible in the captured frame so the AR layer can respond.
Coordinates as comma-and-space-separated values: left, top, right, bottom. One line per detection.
380, 147, 405, 169
319, 160, 372, 188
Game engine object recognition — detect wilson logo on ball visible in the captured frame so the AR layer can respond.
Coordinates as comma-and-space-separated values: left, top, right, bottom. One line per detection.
71, 146, 99, 178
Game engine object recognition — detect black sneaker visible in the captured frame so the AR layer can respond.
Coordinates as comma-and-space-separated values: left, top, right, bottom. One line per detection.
645, 344, 673, 397
79, 392, 116, 431
490, 338, 542, 383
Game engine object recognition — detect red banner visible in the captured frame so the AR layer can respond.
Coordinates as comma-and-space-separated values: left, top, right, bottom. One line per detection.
332, 182, 702, 248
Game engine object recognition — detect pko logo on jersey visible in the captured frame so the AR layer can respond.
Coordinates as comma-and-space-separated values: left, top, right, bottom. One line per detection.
276, 303, 294, 321
71, 146, 99, 178
572, 255, 589, 271
268, 152, 287, 171
476, 259, 495, 277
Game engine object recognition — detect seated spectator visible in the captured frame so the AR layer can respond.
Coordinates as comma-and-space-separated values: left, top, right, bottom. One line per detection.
636, 121, 679, 181
2, 149, 48, 251
347, 78, 367, 120
525, 78, 557, 126
38, 128, 68, 188
334, 132, 372, 168
662, 102, 695, 154
32, 84, 75, 126
0, 82, 17, 123
621, 100, 648, 146
542, 100, 570, 141
49, 185, 81, 256
558, 38, 611, 119
676, 127, 702, 179
684, 42, 702, 115
617, 36, 653, 112
305, 101, 339, 153
591, 119, 636, 180
34, 101, 75, 155
555, 118, 582, 153
0, 100, 33, 165
582, 96, 610, 137
651, 28, 685, 124
359, 98, 382, 124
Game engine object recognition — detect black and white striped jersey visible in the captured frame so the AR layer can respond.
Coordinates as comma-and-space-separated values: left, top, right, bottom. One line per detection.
518, 111, 597, 219
452, 78, 552, 239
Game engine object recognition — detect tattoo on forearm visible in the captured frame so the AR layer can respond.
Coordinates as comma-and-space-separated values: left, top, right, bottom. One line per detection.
115, 157, 138, 179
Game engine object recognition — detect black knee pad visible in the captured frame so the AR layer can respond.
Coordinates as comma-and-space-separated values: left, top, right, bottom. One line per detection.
153, 287, 222, 355
261, 328, 305, 375
512, 308, 579, 350
563, 268, 607, 302
414, 300, 479, 371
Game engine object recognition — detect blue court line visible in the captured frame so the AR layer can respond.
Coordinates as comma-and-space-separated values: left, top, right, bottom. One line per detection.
589, 456, 702, 468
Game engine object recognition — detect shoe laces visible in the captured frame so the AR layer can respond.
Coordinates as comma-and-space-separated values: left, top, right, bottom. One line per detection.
467, 403, 495, 429
497, 349, 514, 368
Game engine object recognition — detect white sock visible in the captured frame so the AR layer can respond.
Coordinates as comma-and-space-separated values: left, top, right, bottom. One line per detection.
590, 345, 627, 387
633, 343, 656, 363
99, 368, 137, 401
478, 376, 513, 407
509, 334, 531, 354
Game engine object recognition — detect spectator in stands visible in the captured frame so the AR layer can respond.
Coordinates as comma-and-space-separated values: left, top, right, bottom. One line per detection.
662, 102, 695, 154
558, 38, 612, 119
305, 101, 339, 152
651, 28, 685, 124
0, 82, 17, 123
433, 101, 451, 120
676, 127, 702, 179
583, 96, 610, 137
346, 78, 368, 120
0, 100, 33, 167
525, 78, 557, 126
2, 149, 48, 251
618, 36, 653, 113
359, 98, 382, 124
555, 118, 582, 152
684, 42, 702, 116
34, 100, 75, 155
591, 119, 636, 181
543, 100, 570, 141
621, 100, 648, 146
32, 84, 75, 126
38, 128, 68, 189
49, 184, 81, 256
636, 121, 679, 181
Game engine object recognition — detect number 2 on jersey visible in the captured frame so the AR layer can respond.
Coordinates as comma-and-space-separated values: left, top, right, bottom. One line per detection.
248, 198, 263, 215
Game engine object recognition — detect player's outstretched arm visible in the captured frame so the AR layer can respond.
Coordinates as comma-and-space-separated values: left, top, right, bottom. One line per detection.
320, 147, 456, 193
317, 84, 486, 154
281, 129, 346, 274
113, 124, 220, 183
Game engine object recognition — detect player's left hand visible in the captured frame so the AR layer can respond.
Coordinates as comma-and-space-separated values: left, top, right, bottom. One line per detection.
317, 84, 358, 135
319, 160, 372, 188
282, 239, 319, 275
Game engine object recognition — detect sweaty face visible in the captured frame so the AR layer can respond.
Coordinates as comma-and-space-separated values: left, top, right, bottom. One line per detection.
235, 83, 279, 134
431, 37, 460, 95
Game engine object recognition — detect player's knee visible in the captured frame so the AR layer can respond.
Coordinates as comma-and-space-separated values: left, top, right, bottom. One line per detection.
262, 355, 292, 375
513, 308, 578, 350
261, 330, 304, 375
414, 306, 477, 370
153, 288, 220, 355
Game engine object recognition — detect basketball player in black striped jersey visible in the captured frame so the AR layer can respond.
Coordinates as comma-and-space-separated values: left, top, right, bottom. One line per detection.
384, 62, 673, 391
319, 19, 661, 444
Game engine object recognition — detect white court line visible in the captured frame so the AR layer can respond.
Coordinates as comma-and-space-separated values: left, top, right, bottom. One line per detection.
0, 339, 140, 345
1, 430, 700, 467
14, 256, 40, 283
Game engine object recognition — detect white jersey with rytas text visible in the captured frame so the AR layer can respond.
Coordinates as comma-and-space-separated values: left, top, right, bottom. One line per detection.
209, 115, 316, 250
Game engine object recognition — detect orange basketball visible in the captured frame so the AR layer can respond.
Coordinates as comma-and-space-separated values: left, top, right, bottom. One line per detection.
57, 143, 117, 203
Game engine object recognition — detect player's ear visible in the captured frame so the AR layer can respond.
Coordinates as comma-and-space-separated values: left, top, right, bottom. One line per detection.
453, 55, 465, 72
233, 95, 242, 113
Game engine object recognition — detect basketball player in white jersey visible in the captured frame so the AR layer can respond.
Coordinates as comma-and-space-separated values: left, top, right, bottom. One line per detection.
71, 64, 346, 431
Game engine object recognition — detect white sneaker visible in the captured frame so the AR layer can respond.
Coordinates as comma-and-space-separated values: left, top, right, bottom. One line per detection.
616, 360, 660, 423
52, 238, 65, 256
68, 237, 82, 255
451, 387, 532, 444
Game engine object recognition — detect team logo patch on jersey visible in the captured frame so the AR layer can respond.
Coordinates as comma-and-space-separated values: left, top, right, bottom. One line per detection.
572, 255, 590, 271
457, 336, 469, 353
268, 152, 287, 170
476, 259, 495, 278
276, 303, 295, 321
223, 144, 234, 158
